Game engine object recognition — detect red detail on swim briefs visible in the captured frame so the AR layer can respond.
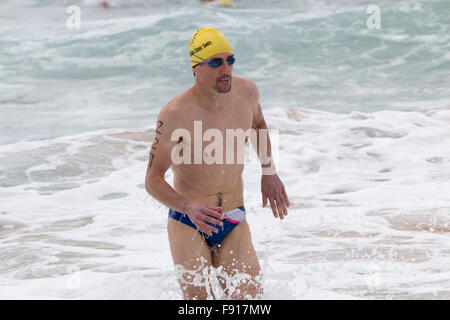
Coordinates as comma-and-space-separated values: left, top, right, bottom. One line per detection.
225, 217, 240, 224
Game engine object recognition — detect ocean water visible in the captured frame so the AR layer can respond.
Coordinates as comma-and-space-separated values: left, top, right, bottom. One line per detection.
1, 0, 450, 299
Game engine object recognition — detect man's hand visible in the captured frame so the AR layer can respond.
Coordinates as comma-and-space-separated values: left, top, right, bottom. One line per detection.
185, 200, 224, 235
261, 174, 290, 220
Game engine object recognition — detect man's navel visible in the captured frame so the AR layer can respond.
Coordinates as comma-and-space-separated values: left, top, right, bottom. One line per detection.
217, 192, 223, 207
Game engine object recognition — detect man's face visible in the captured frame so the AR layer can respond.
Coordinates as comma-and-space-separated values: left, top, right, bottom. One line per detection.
193, 52, 233, 93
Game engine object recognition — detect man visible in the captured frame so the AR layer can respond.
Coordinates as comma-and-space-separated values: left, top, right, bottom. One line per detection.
145, 27, 290, 300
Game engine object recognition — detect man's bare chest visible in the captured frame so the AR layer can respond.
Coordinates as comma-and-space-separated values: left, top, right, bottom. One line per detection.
181, 103, 253, 134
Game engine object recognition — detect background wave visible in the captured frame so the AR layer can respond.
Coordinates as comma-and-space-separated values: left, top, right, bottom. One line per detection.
1, 0, 449, 144
1, 0, 450, 299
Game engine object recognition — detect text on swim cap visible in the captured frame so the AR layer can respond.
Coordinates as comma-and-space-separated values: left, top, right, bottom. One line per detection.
189, 41, 213, 56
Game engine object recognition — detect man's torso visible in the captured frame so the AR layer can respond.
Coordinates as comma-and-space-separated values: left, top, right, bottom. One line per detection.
168, 76, 256, 211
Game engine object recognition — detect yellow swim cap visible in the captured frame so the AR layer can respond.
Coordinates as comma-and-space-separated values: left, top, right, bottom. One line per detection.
189, 27, 232, 67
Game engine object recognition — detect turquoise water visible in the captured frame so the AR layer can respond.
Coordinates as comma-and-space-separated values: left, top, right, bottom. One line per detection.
1, 0, 449, 144
1, 0, 450, 299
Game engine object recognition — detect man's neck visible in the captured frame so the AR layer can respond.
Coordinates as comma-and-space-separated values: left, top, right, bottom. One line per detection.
192, 82, 230, 114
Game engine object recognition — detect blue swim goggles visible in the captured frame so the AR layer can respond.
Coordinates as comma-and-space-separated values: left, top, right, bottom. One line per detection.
193, 55, 235, 68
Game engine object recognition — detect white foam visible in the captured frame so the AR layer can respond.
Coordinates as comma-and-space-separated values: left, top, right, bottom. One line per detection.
1, 106, 450, 299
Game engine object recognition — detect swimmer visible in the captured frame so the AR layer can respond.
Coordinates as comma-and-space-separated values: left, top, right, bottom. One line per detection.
145, 27, 289, 300
200, 0, 233, 7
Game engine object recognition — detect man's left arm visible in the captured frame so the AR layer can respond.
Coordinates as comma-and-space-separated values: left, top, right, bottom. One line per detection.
251, 90, 290, 220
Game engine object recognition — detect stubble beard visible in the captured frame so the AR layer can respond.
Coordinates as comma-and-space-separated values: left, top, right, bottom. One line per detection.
214, 76, 232, 93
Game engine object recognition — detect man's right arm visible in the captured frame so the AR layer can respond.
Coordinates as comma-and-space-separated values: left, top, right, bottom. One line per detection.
145, 106, 191, 213
145, 104, 224, 235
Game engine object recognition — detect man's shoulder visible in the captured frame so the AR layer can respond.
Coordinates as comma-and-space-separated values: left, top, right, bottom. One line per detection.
158, 89, 194, 122
233, 75, 257, 89
233, 76, 259, 100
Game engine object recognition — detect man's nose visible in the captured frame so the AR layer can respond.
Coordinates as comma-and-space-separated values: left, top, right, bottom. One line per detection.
219, 60, 233, 74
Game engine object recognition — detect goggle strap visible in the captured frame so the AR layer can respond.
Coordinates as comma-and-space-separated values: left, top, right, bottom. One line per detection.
190, 53, 207, 65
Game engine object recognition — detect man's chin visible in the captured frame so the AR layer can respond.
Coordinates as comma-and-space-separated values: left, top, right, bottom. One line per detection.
215, 82, 232, 93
